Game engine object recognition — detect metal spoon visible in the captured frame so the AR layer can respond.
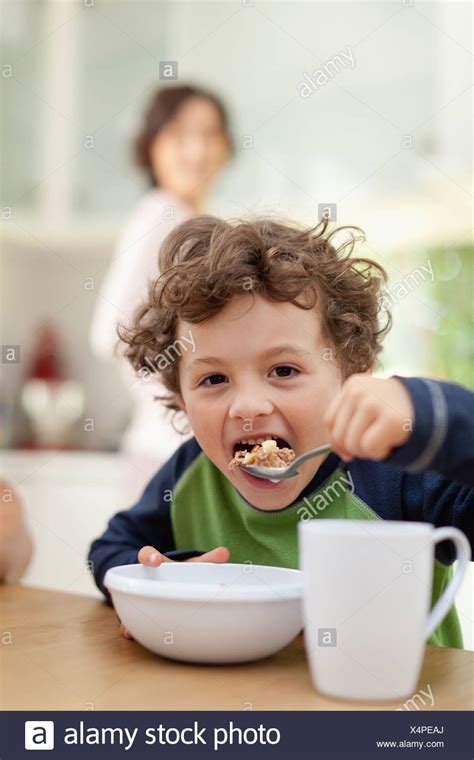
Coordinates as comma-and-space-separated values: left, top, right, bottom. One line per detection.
240, 443, 332, 482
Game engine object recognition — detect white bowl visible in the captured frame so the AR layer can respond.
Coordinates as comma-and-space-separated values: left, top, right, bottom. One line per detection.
104, 562, 303, 663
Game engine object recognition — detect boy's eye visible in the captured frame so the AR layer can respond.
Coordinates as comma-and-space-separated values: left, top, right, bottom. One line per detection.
270, 365, 300, 378
201, 374, 228, 386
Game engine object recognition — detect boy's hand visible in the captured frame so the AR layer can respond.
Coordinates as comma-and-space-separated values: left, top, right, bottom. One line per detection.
325, 375, 414, 463
118, 545, 230, 640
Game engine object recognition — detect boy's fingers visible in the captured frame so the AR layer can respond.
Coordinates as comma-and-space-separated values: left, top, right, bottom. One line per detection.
188, 546, 230, 563
324, 392, 343, 428
120, 622, 134, 640
341, 406, 378, 457
329, 397, 356, 453
138, 546, 230, 566
137, 546, 172, 566
360, 420, 393, 460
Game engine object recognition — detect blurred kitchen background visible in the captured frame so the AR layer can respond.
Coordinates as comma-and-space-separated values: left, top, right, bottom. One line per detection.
1, 0, 472, 641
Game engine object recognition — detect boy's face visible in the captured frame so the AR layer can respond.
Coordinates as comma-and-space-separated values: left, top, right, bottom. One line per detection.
177, 294, 343, 510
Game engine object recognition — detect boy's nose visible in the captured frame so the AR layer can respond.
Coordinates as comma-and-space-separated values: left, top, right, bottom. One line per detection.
228, 388, 274, 422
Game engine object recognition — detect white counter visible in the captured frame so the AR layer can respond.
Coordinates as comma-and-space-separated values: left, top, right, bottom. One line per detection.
0, 450, 141, 599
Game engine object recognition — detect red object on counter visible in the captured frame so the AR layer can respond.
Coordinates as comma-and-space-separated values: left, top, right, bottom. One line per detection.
27, 324, 65, 381
17, 323, 71, 449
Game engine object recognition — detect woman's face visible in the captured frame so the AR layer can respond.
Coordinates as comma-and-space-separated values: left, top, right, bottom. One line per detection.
150, 96, 230, 208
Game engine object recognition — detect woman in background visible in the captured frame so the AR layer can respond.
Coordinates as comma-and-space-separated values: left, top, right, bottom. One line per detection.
90, 85, 232, 498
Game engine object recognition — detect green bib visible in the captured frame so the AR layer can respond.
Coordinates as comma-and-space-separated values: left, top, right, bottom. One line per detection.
171, 453, 462, 648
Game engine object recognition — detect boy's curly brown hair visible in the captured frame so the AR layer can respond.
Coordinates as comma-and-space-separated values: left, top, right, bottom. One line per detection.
119, 215, 391, 412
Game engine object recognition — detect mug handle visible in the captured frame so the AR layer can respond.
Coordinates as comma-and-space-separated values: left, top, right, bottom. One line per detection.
425, 526, 471, 640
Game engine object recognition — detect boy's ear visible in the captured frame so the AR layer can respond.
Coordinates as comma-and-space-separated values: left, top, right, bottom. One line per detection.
176, 394, 187, 413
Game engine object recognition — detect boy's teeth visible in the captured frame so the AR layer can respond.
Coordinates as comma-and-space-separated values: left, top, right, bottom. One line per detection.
238, 435, 276, 446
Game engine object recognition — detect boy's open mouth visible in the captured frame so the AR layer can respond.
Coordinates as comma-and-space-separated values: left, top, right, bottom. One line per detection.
229, 434, 296, 472
233, 434, 291, 455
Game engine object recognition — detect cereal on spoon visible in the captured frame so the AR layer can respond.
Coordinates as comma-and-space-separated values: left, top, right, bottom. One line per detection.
229, 438, 295, 470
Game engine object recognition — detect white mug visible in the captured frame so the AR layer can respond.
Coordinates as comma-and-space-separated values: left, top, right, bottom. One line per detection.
298, 520, 470, 701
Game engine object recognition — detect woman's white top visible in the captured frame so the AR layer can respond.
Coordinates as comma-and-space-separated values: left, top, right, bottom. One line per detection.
89, 189, 192, 465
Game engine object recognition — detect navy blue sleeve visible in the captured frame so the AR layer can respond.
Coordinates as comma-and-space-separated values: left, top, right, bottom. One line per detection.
88, 438, 203, 603
401, 471, 473, 564
385, 377, 474, 487
349, 460, 474, 564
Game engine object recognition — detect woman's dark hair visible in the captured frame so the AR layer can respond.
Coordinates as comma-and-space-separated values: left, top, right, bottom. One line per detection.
134, 84, 233, 186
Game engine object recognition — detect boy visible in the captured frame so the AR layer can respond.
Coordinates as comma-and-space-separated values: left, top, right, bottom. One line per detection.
89, 216, 473, 647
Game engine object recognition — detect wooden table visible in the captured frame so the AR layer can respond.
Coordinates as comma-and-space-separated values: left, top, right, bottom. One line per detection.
1, 585, 472, 711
